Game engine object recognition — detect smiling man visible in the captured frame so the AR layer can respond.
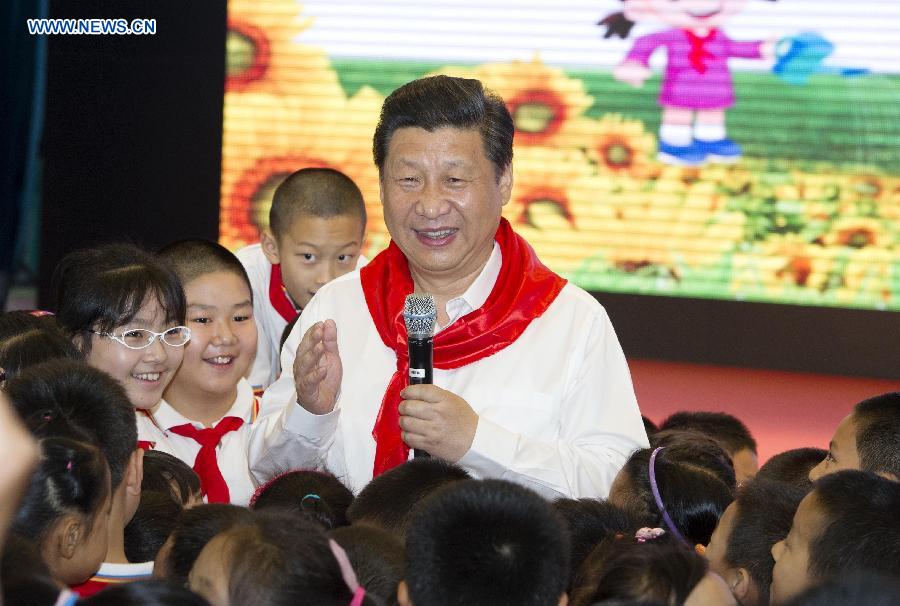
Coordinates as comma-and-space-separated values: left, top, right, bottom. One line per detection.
258, 75, 648, 497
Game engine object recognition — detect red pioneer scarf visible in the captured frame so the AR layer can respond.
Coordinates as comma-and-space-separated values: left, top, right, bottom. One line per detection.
686, 29, 716, 73
360, 218, 567, 477
269, 264, 300, 323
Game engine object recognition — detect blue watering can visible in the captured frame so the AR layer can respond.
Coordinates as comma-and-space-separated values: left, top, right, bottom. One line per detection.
773, 31, 869, 85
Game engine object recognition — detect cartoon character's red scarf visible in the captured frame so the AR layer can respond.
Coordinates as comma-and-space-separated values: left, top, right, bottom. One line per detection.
360, 218, 567, 477
686, 28, 717, 73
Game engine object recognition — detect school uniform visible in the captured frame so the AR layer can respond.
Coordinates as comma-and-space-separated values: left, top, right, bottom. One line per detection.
137, 378, 289, 506
70, 561, 154, 597
235, 243, 366, 394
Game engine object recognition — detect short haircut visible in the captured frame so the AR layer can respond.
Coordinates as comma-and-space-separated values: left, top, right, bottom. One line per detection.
785, 571, 900, 606
269, 168, 366, 238
251, 469, 354, 529
808, 470, 900, 579
78, 579, 211, 606
157, 238, 253, 301
553, 498, 639, 591
757, 447, 827, 490
404, 479, 570, 606
124, 491, 184, 563
347, 458, 470, 540
617, 438, 735, 546
216, 510, 367, 606
0, 312, 81, 382
660, 411, 757, 456
161, 504, 254, 586
141, 450, 201, 506
12, 436, 110, 544
372, 75, 514, 180
6, 359, 137, 490
724, 478, 806, 605
852, 392, 900, 478
52, 242, 185, 353
329, 525, 404, 606
641, 415, 659, 437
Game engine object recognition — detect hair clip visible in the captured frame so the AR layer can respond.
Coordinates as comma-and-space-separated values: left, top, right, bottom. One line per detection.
66, 460, 73, 473
695, 543, 707, 556
42, 410, 54, 422
635, 527, 666, 543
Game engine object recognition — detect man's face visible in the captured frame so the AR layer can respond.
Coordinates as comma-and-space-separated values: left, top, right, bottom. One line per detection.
808, 413, 861, 482
770, 492, 823, 605
380, 127, 512, 285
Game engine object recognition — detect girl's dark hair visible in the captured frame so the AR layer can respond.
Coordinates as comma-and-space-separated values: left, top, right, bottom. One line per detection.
1, 533, 61, 606
0, 312, 80, 382
79, 579, 211, 606
52, 242, 186, 352
217, 511, 378, 606
141, 450, 201, 506
124, 491, 184, 563
12, 436, 110, 544
330, 525, 404, 606
157, 238, 253, 302
372, 75, 514, 180
161, 504, 254, 586
574, 532, 707, 606
616, 439, 735, 547
250, 469, 354, 529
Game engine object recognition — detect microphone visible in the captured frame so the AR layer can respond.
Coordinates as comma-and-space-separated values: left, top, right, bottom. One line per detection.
403, 293, 437, 459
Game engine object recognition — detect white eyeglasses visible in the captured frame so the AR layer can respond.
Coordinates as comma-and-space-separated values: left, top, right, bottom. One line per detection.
90, 326, 192, 350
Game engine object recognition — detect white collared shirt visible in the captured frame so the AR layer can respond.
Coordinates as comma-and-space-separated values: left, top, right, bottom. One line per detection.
255, 242, 648, 498
137, 378, 290, 505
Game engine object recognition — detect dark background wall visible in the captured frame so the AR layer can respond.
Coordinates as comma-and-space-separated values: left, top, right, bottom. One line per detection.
35, 0, 898, 379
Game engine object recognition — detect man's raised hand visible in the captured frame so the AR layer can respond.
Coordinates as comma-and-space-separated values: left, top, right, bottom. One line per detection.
293, 320, 342, 415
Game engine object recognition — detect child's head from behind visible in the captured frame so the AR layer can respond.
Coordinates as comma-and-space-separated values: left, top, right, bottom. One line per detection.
808, 392, 900, 482
158, 239, 257, 406
330, 525, 404, 606
13, 436, 111, 585
260, 168, 366, 309
189, 510, 368, 606
704, 478, 806, 606
347, 457, 470, 540
142, 450, 202, 507
53, 242, 188, 410
770, 470, 900, 604
757, 447, 827, 490
400, 479, 570, 606
124, 490, 184, 564
0, 312, 80, 384
660, 411, 758, 483
250, 469, 354, 529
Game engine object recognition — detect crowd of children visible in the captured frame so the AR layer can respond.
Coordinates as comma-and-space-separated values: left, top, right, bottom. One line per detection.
0, 166, 898, 605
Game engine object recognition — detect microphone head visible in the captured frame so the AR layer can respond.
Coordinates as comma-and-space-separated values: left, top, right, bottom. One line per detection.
403, 293, 437, 337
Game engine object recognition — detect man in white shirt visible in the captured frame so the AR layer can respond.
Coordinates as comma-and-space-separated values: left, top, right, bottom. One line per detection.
259, 75, 648, 498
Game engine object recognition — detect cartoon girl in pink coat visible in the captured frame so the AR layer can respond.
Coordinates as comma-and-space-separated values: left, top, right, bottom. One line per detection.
602, 0, 776, 165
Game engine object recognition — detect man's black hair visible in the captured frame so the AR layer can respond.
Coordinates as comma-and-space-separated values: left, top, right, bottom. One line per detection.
852, 392, 900, 478
404, 479, 570, 606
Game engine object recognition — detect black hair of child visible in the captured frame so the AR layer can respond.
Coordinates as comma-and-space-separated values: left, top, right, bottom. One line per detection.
330, 525, 404, 606
0, 312, 80, 383
251, 469, 354, 529
347, 457, 471, 540
269, 167, 367, 239
214, 510, 378, 606
141, 450, 201, 506
159, 504, 254, 586
808, 470, 900, 580
124, 490, 184, 563
650, 429, 737, 489
6, 359, 137, 490
373, 75, 514, 181
52, 241, 186, 352
660, 411, 757, 457
784, 570, 900, 606
852, 392, 900, 479
1, 533, 62, 606
725, 478, 806, 606
12, 436, 110, 544
80, 579, 212, 606
553, 498, 641, 592
757, 447, 826, 490
404, 479, 570, 606
157, 238, 253, 303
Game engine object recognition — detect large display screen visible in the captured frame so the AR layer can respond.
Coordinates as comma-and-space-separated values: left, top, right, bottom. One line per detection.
220, 0, 899, 311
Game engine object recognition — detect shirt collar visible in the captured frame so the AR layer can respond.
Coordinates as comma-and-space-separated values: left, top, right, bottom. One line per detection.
150, 379, 255, 430
440, 241, 502, 331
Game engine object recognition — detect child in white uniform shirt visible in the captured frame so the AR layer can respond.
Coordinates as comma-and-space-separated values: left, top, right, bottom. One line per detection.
236, 167, 367, 394
145, 240, 281, 505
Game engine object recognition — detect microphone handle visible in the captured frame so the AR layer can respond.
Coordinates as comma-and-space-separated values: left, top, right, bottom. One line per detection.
408, 334, 433, 459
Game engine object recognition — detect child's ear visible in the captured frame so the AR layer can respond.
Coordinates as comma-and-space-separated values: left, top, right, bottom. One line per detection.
58, 516, 84, 560
260, 230, 282, 265
397, 580, 412, 606
731, 568, 754, 602
124, 447, 144, 521
557, 592, 569, 606
498, 164, 513, 207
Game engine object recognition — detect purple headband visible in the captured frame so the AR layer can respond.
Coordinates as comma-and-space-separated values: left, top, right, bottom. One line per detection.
648, 447, 689, 546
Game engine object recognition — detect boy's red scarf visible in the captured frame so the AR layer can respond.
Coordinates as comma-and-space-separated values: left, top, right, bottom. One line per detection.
360, 218, 567, 477
269, 264, 300, 323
